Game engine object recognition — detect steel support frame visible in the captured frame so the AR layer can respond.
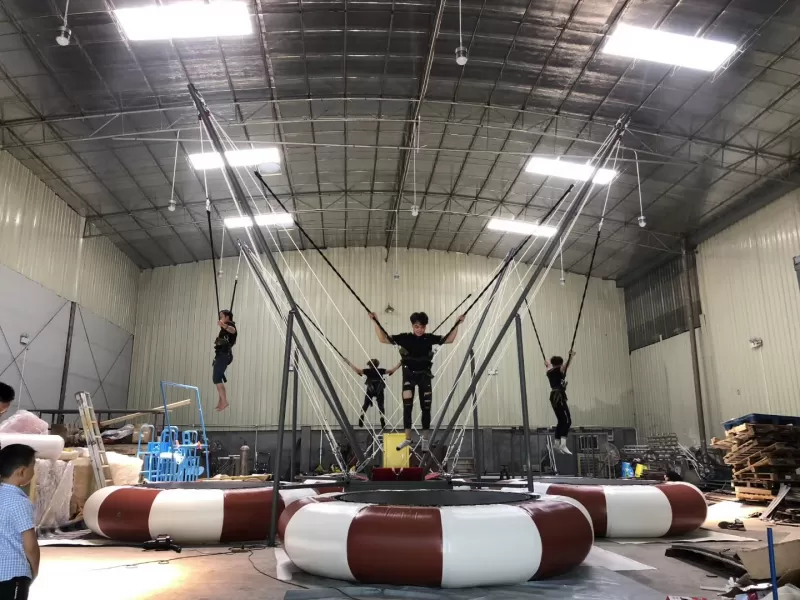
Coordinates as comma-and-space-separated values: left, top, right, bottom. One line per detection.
427, 116, 629, 460
188, 83, 365, 466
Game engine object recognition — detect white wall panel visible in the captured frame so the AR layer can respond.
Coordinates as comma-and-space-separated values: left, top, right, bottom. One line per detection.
697, 190, 800, 436
0, 151, 138, 333
129, 248, 633, 430
630, 329, 715, 446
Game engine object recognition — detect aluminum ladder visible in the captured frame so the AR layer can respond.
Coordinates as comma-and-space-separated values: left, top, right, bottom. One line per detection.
76, 391, 114, 489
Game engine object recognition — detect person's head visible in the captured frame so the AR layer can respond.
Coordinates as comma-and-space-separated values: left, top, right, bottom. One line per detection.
367, 359, 380, 369
410, 312, 429, 336
664, 470, 683, 482
0, 382, 14, 417
550, 356, 564, 367
219, 309, 233, 324
0, 444, 36, 486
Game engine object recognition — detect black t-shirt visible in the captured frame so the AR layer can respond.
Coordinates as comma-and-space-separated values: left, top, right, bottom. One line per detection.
214, 321, 238, 355
363, 367, 387, 390
391, 332, 445, 373
547, 367, 566, 391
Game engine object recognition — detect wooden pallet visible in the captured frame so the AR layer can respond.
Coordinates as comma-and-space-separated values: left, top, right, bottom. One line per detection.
735, 471, 800, 482
735, 485, 777, 501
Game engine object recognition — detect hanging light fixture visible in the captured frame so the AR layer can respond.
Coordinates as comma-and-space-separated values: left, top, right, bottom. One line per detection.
455, 0, 468, 66
56, 0, 72, 46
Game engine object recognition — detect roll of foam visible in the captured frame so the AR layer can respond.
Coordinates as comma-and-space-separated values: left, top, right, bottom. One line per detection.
0, 434, 65, 460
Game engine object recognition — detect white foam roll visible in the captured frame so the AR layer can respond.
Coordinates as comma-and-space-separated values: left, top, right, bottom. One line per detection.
0, 433, 65, 460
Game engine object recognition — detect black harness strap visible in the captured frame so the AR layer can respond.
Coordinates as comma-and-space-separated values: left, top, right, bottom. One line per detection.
229, 251, 243, 313
568, 228, 601, 357
253, 171, 392, 341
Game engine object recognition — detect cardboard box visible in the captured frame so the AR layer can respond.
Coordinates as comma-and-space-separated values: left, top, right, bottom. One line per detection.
739, 539, 800, 580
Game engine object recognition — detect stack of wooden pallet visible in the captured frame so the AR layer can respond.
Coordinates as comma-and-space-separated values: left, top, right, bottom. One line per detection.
712, 421, 800, 501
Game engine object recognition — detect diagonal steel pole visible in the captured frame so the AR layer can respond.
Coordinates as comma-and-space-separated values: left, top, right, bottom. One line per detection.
239, 243, 354, 448
429, 116, 629, 460
190, 84, 364, 464
426, 249, 513, 464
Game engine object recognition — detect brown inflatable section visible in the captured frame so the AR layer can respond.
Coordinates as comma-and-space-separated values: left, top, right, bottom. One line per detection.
97, 487, 161, 542
513, 499, 593, 579
656, 483, 707, 535
221, 488, 279, 543
347, 505, 444, 586
545, 484, 608, 536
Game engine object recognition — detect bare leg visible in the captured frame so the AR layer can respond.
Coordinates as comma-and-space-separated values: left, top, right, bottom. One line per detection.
216, 383, 229, 411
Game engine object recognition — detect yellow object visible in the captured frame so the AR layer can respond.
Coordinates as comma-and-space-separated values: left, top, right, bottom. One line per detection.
635, 464, 648, 478
383, 433, 410, 468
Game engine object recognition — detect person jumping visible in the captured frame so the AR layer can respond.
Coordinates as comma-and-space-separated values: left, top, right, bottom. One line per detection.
545, 351, 575, 455
212, 309, 237, 412
370, 311, 464, 452
345, 358, 400, 429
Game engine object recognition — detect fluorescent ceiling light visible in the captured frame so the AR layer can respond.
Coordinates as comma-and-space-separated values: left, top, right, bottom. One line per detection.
115, 2, 252, 41
189, 148, 281, 171
603, 23, 737, 71
224, 213, 294, 230
488, 218, 557, 238
526, 157, 617, 185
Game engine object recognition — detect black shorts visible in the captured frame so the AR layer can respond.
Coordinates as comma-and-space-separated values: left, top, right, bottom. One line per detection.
212, 353, 233, 384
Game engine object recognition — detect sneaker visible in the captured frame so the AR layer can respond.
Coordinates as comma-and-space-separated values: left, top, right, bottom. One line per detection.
396, 439, 412, 451
358, 417, 364, 428
560, 439, 573, 455
380, 419, 386, 430
420, 438, 430, 452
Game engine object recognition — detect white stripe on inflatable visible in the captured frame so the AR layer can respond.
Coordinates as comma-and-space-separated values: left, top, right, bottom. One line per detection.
148, 489, 225, 543
604, 486, 672, 537
440, 505, 541, 588
82, 485, 122, 538
284, 501, 367, 582
281, 487, 320, 506
532, 482, 552, 495
0, 434, 65, 460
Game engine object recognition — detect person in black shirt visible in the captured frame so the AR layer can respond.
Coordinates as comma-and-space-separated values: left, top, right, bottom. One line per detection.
370, 311, 464, 451
346, 358, 401, 429
213, 309, 238, 412
545, 351, 575, 455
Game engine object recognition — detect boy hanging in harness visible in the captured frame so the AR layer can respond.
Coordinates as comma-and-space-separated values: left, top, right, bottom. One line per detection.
213, 309, 237, 412
545, 350, 575, 455
346, 358, 401, 429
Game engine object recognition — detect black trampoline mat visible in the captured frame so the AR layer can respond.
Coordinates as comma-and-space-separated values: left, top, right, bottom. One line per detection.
333, 489, 534, 506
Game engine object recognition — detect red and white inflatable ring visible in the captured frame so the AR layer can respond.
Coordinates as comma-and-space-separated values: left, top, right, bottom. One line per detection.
497, 481, 707, 538
84, 483, 343, 544
278, 489, 594, 588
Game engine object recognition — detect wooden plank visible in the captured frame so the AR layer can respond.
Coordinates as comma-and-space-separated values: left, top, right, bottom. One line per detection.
99, 399, 192, 427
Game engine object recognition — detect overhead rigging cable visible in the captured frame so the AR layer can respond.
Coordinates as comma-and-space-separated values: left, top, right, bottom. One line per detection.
200, 124, 221, 314
253, 171, 392, 341
437, 183, 575, 340
567, 140, 621, 357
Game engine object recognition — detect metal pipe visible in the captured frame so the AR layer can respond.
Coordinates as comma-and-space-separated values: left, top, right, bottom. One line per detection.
515, 315, 534, 493
431, 117, 628, 455
290, 349, 299, 481
470, 350, 482, 481
682, 239, 707, 452
56, 302, 77, 424
188, 83, 364, 465
269, 310, 295, 547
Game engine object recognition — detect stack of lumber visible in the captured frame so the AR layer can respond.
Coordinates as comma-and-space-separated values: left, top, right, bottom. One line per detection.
712, 422, 800, 501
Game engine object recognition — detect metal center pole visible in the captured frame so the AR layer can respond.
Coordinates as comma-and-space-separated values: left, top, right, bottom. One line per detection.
515, 314, 533, 492
269, 310, 295, 547
290, 348, 299, 481
469, 350, 482, 481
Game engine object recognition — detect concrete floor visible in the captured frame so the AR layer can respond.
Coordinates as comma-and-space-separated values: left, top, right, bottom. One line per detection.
30, 518, 799, 600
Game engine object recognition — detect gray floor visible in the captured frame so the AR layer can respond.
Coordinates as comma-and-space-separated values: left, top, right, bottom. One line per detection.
30, 518, 798, 600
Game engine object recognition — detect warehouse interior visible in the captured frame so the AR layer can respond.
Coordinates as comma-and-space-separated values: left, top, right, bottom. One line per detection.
1, 0, 800, 598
